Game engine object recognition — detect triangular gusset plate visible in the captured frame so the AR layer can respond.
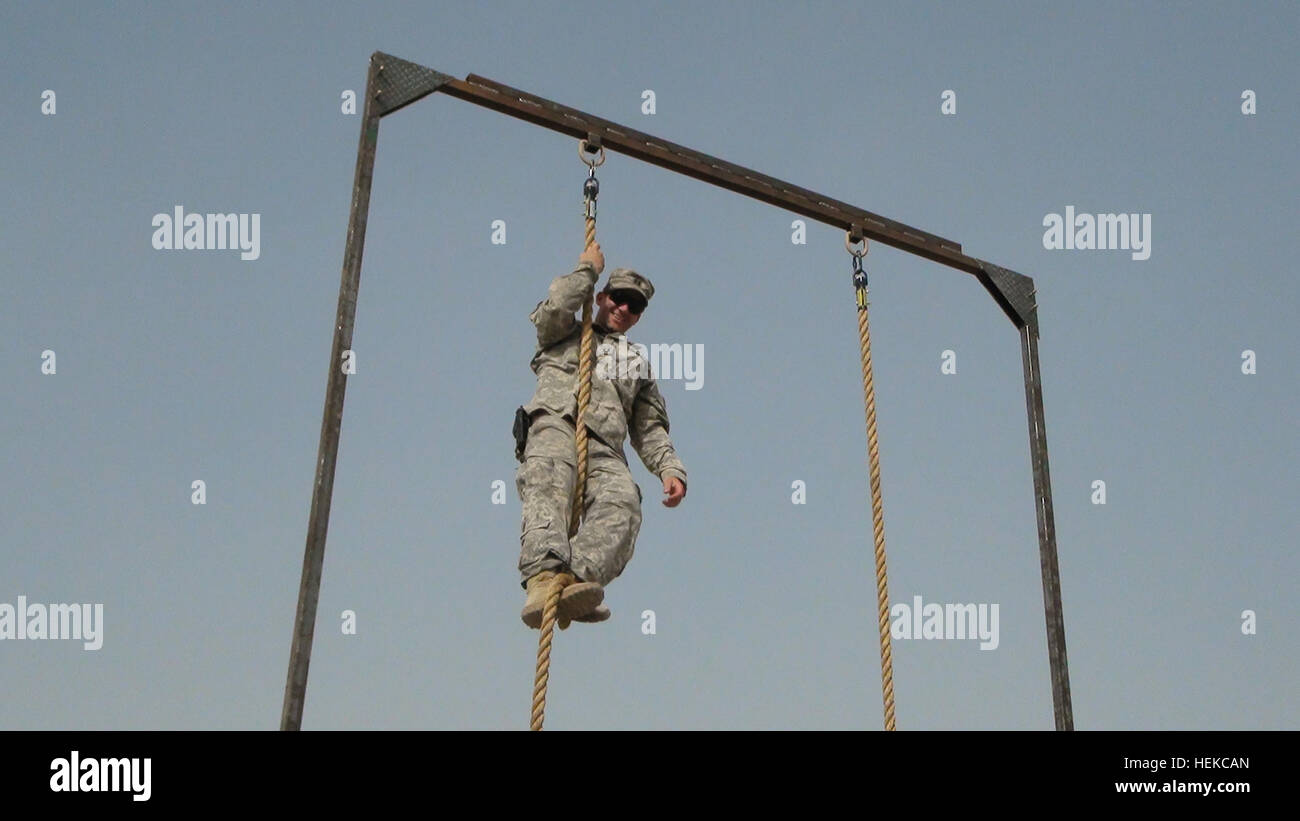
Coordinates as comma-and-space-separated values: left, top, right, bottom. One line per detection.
372, 52, 454, 116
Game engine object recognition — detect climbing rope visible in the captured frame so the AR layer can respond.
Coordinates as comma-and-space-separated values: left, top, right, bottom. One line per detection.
531, 138, 606, 731
569, 139, 604, 540
530, 571, 574, 730
848, 231, 897, 731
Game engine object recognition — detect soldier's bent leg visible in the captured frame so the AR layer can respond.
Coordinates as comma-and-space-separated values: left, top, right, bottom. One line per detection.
568, 450, 644, 587
516, 416, 577, 587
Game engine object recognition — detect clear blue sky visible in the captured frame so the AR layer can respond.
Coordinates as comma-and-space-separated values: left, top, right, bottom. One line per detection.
2, 0, 1295, 729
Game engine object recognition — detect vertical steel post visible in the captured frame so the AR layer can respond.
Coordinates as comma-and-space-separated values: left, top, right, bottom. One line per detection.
1019, 325, 1073, 730
280, 57, 383, 731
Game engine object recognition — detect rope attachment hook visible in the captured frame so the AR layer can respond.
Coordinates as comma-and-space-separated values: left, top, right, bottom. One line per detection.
847, 227, 869, 310
580, 136, 604, 221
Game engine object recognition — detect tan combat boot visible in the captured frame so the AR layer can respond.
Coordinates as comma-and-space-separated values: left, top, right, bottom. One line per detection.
520, 570, 557, 629
521, 571, 605, 629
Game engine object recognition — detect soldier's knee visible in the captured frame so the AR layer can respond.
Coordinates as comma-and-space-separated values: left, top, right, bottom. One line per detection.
610, 488, 643, 534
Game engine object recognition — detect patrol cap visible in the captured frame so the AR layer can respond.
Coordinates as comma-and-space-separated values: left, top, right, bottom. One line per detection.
604, 268, 655, 303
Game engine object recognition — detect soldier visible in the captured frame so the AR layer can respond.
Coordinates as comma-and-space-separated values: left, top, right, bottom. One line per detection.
514, 241, 688, 628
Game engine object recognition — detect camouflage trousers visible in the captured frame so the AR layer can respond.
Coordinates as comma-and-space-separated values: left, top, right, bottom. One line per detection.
516, 412, 643, 588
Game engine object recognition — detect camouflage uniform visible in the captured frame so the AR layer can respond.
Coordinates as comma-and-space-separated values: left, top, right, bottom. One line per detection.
516, 261, 687, 588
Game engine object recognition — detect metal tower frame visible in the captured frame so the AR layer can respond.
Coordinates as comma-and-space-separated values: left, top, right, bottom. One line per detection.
280, 52, 1073, 731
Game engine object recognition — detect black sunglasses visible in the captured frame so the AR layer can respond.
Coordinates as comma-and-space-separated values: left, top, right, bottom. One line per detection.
606, 289, 647, 315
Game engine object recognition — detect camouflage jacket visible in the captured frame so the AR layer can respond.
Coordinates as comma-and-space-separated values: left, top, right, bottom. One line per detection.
523, 261, 688, 488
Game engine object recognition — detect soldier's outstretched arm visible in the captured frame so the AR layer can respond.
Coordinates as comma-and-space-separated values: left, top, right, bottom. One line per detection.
630, 378, 688, 490
529, 261, 599, 349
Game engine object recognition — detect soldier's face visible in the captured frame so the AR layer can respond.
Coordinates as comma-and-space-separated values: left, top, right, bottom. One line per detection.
596, 291, 643, 334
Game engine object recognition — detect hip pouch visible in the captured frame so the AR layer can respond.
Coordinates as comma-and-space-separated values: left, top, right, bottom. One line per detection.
512, 406, 531, 462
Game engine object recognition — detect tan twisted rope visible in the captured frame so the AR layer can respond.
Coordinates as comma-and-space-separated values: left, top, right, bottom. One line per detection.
530, 166, 600, 731
530, 571, 574, 730
568, 214, 597, 538
853, 245, 897, 732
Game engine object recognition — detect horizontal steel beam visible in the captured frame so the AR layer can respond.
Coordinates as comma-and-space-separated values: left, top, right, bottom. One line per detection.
368, 52, 1036, 331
